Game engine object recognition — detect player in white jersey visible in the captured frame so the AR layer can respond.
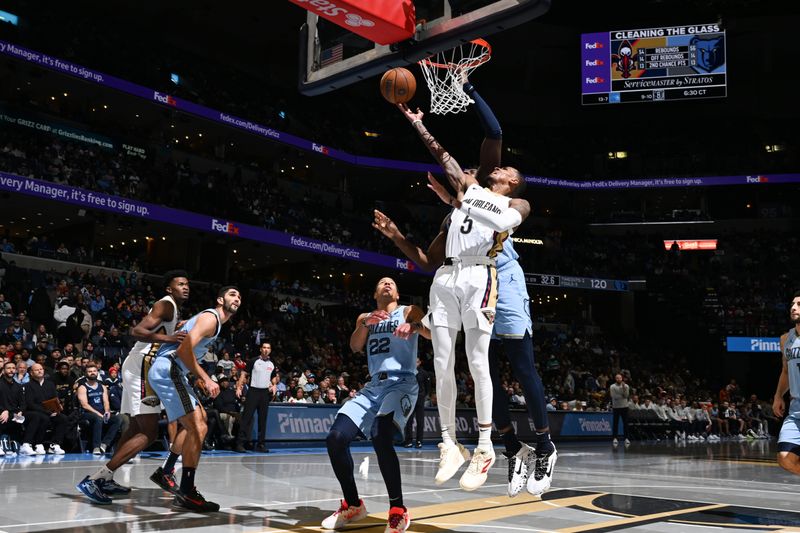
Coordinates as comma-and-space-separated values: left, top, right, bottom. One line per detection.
77, 271, 190, 505
387, 103, 530, 490
775, 291, 800, 473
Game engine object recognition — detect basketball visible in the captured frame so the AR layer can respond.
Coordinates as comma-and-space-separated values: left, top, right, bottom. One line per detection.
380, 67, 416, 104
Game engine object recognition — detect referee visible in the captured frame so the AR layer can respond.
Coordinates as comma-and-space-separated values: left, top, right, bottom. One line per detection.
234, 342, 277, 453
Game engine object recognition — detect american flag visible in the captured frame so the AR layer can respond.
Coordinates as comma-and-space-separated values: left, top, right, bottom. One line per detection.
320, 43, 344, 67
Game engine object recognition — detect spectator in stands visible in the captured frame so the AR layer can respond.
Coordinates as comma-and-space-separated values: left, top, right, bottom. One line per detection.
724, 402, 745, 438
0, 293, 12, 318
309, 389, 325, 405
213, 376, 239, 445
218, 352, 234, 377
14, 361, 29, 384
104, 366, 122, 413
76, 362, 122, 454
303, 374, 318, 394
546, 397, 558, 412
289, 387, 308, 404
335, 375, 350, 403
324, 388, 338, 405
20, 363, 68, 455
31, 324, 55, 346
53, 361, 75, 410
0, 360, 24, 445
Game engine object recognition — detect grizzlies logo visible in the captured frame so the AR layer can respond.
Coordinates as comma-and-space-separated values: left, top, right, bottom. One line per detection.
400, 395, 413, 417
691, 35, 725, 73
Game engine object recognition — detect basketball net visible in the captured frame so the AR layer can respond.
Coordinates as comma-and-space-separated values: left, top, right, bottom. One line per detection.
418, 39, 491, 115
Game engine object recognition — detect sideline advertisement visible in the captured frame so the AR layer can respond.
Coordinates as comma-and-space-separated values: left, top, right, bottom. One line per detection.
258, 405, 616, 441
726, 337, 780, 353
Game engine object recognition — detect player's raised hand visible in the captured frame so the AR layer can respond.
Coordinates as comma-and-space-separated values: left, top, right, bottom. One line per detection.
426, 172, 459, 207
372, 209, 402, 240
397, 103, 424, 124
773, 395, 785, 418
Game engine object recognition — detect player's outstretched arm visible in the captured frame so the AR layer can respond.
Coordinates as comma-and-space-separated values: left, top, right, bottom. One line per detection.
176, 313, 219, 398
463, 81, 503, 181
372, 209, 445, 272
132, 300, 186, 344
397, 104, 476, 192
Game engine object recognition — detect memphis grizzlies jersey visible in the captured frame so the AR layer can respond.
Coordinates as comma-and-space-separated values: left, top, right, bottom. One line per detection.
446, 184, 511, 260
156, 308, 221, 373
497, 237, 520, 270
785, 328, 800, 399
365, 306, 418, 376
128, 295, 178, 359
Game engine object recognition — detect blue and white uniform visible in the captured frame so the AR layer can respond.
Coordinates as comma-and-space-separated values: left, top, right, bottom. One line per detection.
147, 308, 221, 422
779, 327, 800, 450
494, 238, 532, 339
338, 305, 419, 438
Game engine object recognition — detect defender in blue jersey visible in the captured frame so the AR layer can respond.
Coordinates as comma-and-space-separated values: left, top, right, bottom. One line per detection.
148, 285, 240, 513
775, 291, 800, 474
321, 278, 430, 533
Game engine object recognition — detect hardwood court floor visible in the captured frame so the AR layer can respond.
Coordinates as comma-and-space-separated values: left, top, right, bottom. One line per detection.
1, 439, 799, 532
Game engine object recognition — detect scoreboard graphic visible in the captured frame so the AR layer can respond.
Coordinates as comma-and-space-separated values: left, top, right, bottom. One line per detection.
581, 23, 726, 105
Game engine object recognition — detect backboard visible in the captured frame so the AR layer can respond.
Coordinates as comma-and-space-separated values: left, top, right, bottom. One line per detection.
298, 0, 551, 96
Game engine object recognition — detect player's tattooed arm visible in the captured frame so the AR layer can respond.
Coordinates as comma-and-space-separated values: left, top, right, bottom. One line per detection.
397, 104, 474, 192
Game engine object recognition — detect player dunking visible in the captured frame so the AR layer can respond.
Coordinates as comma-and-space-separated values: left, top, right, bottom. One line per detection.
381, 103, 529, 491
321, 278, 429, 533
775, 292, 800, 474
77, 270, 190, 504
148, 286, 241, 512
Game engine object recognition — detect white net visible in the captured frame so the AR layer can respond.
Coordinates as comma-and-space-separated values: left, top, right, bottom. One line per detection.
418, 39, 491, 115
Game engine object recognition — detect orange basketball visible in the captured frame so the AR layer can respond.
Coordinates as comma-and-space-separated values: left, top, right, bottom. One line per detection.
380, 67, 416, 104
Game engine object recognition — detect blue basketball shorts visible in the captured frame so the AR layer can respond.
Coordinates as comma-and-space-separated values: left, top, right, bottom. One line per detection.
494, 263, 533, 339
147, 356, 198, 422
337, 373, 419, 440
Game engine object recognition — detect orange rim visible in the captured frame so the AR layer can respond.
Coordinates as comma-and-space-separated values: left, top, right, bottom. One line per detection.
419, 38, 492, 70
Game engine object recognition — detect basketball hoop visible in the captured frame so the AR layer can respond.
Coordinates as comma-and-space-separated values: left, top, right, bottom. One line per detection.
418, 39, 492, 115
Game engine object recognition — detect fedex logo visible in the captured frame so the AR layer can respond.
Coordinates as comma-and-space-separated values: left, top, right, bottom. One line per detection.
211, 219, 240, 235
585, 77, 605, 84
396, 259, 415, 271
585, 42, 604, 49
153, 91, 177, 106
312, 143, 330, 155
746, 176, 769, 183
585, 59, 605, 66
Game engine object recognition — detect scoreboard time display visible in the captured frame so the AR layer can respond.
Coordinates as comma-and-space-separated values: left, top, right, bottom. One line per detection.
581, 23, 726, 105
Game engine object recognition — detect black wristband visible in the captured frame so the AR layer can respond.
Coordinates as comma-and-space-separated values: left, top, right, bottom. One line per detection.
463, 82, 475, 94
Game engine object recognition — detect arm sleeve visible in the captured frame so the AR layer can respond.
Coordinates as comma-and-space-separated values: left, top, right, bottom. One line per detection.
459, 202, 522, 232
464, 83, 502, 140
